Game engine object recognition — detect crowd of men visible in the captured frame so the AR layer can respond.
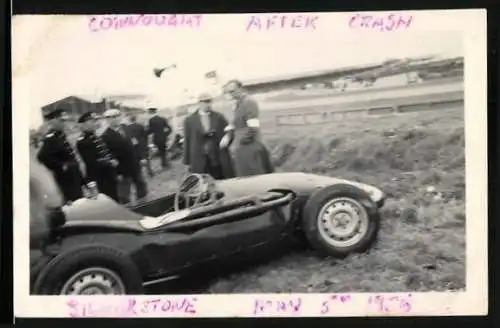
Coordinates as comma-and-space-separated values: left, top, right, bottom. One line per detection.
34, 79, 275, 205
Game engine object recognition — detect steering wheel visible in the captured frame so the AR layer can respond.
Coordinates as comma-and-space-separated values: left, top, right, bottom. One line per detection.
174, 173, 218, 211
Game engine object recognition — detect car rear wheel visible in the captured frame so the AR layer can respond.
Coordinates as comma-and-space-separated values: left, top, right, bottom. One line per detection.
302, 184, 380, 258
33, 245, 144, 295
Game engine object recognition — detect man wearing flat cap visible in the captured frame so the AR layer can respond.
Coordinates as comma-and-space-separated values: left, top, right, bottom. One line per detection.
146, 107, 172, 170
76, 111, 120, 201
183, 92, 235, 179
37, 106, 87, 203
100, 109, 148, 204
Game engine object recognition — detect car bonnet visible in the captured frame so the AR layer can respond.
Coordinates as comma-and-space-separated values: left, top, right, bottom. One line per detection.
216, 172, 384, 203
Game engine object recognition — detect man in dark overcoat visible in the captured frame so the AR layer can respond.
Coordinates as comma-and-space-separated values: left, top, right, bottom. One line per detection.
76, 111, 119, 201
183, 93, 235, 179
100, 109, 148, 204
147, 107, 172, 169
222, 79, 274, 177
37, 107, 87, 203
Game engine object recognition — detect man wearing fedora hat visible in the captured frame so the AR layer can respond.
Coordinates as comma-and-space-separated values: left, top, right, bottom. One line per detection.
37, 106, 88, 203
183, 92, 235, 179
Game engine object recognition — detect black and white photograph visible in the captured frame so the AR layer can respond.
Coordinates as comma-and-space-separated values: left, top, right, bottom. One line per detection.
13, 10, 487, 317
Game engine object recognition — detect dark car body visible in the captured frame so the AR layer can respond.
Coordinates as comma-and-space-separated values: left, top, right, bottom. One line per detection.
30, 172, 385, 290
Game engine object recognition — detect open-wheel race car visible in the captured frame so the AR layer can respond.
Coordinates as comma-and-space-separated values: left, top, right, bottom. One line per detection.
30, 171, 386, 295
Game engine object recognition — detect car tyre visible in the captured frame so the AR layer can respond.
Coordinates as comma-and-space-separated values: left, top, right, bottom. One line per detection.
30, 253, 52, 293
33, 245, 144, 295
302, 184, 380, 258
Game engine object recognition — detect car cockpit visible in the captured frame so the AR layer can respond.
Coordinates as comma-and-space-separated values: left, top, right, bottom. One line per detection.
139, 173, 224, 229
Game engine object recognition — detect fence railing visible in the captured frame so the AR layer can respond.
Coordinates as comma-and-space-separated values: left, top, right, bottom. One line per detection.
275, 91, 464, 126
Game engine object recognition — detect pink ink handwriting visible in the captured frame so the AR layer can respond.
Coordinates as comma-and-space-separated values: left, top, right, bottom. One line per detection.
88, 14, 203, 32
246, 14, 319, 31
348, 13, 413, 31
367, 294, 413, 313
251, 294, 413, 316
320, 294, 353, 314
253, 297, 302, 315
67, 296, 198, 317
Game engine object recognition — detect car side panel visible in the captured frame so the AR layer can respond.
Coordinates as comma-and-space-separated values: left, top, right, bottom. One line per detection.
52, 201, 295, 282
137, 229, 221, 277
207, 202, 294, 258
137, 201, 295, 278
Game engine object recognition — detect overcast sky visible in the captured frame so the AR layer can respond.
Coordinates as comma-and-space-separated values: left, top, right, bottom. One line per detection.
12, 14, 463, 128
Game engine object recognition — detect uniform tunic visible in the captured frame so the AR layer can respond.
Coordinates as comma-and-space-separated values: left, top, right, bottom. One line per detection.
37, 129, 85, 202
230, 95, 274, 177
76, 131, 119, 201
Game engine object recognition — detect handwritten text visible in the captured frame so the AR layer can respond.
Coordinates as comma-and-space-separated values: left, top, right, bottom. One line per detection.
64, 294, 414, 317
253, 293, 413, 316
320, 294, 352, 314
246, 14, 319, 31
67, 296, 198, 317
88, 14, 203, 32
253, 297, 302, 315
367, 294, 413, 313
348, 13, 413, 31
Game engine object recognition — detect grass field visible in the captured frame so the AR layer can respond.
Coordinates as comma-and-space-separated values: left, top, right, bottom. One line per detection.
142, 105, 465, 293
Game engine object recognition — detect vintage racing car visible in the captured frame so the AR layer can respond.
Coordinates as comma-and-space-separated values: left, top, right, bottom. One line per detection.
30, 172, 386, 295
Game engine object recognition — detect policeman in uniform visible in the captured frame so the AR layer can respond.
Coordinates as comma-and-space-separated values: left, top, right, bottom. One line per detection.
37, 107, 87, 203
76, 111, 120, 201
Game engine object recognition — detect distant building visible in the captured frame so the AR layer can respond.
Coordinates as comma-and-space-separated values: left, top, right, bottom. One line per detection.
41, 96, 106, 119
41, 95, 144, 121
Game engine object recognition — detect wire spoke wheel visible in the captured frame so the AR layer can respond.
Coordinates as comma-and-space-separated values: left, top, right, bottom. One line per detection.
317, 197, 369, 248
60, 267, 126, 295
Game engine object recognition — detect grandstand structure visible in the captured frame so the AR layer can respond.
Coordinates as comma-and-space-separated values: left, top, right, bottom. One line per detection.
242, 56, 463, 93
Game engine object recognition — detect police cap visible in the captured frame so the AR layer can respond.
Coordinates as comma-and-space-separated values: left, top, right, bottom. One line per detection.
103, 108, 122, 118
198, 93, 213, 102
43, 107, 65, 120
77, 111, 97, 123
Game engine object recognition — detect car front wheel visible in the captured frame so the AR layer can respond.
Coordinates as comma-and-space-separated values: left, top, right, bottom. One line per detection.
302, 184, 380, 258
32, 245, 144, 295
